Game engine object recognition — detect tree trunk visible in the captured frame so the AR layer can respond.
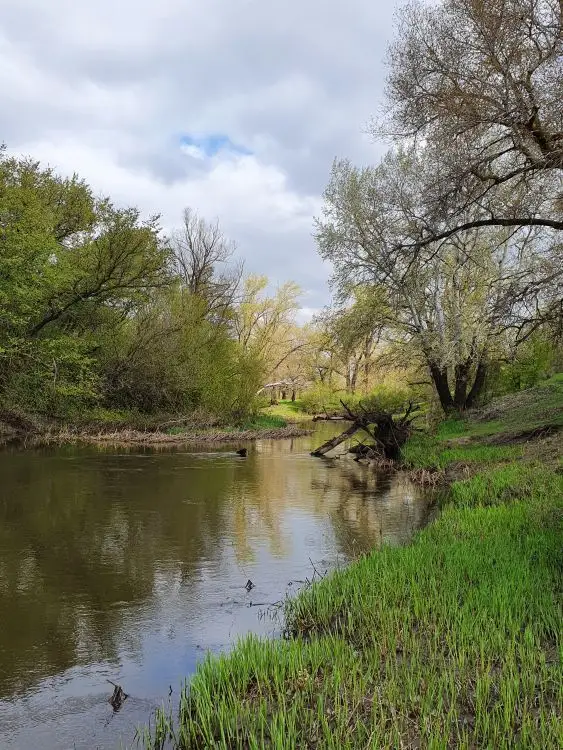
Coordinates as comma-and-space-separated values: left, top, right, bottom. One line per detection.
311, 422, 361, 457
428, 362, 454, 412
363, 359, 370, 391
345, 364, 353, 393
281, 390, 287, 400
350, 365, 358, 394
291, 390, 296, 402
453, 359, 471, 409
465, 358, 488, 409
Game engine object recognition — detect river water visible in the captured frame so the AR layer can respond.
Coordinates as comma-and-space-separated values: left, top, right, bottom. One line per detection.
0, 424, 432, 749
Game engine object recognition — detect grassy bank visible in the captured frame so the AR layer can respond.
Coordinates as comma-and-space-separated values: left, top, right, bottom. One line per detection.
142, 380, 562, 749
262, 399, 312, 422
0, 408, 312, 447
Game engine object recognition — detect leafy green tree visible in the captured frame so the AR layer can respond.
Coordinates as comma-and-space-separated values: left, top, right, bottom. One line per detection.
0, 150, 169, 413
317, 287, 387, 393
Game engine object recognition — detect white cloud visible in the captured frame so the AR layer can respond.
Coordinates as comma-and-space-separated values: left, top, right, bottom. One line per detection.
180, 143, 206, 161
1, 0, 401, 310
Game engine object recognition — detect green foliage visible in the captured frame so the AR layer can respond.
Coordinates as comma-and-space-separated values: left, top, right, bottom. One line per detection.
301, 382, 416, 417
0, 151, 265, 423
492, 332, 556, 395
299, 385, 342, 415
346, 382, 414, 414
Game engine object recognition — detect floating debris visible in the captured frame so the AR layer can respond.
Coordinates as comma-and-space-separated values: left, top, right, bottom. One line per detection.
107, 680, 128, 712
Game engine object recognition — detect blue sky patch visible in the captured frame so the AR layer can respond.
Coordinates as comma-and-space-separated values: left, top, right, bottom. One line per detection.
180, 133, 252, 158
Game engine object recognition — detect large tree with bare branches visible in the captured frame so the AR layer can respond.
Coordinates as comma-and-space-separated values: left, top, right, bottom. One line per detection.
170, 207, 243, 322
376, 0, 563, 246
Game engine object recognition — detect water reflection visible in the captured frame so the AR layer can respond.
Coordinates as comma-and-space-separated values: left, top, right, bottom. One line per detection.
0, 426, 432, 749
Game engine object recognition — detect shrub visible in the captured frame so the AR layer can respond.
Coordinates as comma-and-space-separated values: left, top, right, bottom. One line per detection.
300, 386, 342, 415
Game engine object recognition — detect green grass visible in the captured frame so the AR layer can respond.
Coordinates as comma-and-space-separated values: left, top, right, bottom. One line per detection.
262, 400, 310, 422
402, 375, 563, 472
240, 413, 288, 430
450, 463, 563, 507
401, 433, 523, 470
143, 469, 562, 749
443, 376, 563, 440
140, 378, 563, 749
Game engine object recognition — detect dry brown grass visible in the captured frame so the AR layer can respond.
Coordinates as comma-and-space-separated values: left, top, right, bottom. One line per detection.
23, 424, 312, 447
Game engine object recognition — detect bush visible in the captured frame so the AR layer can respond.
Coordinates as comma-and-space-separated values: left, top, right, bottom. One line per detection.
300, 386, 342, 415
345, 382, 414, 414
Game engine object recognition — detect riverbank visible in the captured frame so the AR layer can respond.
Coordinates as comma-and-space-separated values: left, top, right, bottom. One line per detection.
0, 410, 312, 447
142, 377, 562, 749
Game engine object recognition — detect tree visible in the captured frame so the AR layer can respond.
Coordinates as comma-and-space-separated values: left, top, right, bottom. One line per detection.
170, 208, 243, 322
234, 275, 302, 376
316, 149, 562, 412
317, 288, 387, 393
265, 324, 316, 401
377, 0, 563, 246
0, 152, 170, 411
99, 289, 262, 417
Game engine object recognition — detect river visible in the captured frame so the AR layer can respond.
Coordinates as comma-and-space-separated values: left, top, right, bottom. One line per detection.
0, 423, 432, 749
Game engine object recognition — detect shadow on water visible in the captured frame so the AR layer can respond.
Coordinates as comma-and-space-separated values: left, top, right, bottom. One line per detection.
0, 423, 434, 749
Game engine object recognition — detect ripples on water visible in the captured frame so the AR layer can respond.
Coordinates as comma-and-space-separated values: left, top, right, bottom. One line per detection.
0, 424, 432, 749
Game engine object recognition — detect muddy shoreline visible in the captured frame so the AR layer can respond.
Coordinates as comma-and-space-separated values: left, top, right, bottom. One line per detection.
0, 421, 312, 447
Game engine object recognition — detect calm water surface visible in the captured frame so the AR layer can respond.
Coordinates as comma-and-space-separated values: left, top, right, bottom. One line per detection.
0, 425, 432, 749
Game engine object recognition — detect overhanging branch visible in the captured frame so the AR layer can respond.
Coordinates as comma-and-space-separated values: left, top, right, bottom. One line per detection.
402, 217, 563, 253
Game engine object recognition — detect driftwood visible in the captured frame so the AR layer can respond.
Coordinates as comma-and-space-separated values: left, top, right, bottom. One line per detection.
310, 421, 361, 456
107, 680, 128, 712
311, 415, 348, 422
311, 400, 419, 460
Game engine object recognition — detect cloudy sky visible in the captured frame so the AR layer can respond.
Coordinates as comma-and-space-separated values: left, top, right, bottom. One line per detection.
1, 0, 400, 317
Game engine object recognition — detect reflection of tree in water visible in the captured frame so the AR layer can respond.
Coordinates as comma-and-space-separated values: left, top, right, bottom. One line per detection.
225, 442, 430, 565
310, 460, 431, 554
0, 447, 234, 698
0, 432, 433, 703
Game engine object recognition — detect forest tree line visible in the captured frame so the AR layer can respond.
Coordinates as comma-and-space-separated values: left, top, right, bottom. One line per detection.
1, 0, 561, 423
0, 149, 305, 423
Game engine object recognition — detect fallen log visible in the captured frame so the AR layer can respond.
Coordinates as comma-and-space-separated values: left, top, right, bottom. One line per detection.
311, 415, 348, 422
311, 400, 420, 460
310, 421, 362, 456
